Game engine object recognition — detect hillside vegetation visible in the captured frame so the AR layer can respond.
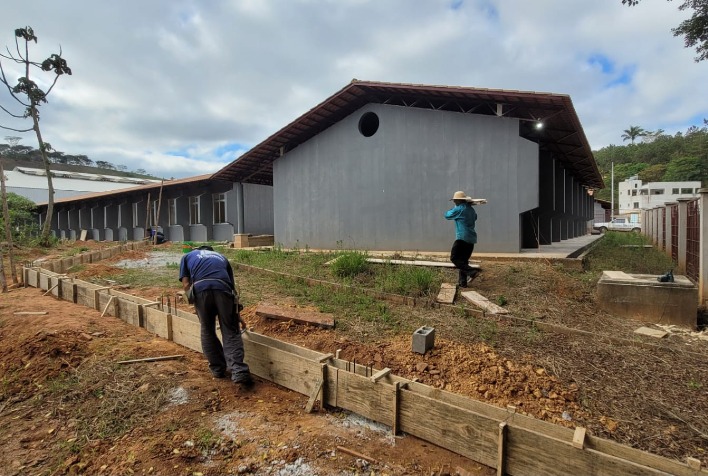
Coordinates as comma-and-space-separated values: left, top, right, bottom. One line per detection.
593, 122, 708, 202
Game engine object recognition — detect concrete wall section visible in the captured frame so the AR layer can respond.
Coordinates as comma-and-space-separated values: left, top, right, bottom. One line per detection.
273, 104, 538, 253
243, 183, 274, 235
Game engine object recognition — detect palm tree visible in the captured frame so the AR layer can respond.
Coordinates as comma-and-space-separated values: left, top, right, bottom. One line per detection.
621, 126, 646, 145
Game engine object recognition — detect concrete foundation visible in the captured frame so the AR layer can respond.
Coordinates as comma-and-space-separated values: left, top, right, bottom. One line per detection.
596, 271, 698, 329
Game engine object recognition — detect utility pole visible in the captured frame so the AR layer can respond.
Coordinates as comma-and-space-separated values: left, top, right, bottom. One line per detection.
611, 161, 614, 220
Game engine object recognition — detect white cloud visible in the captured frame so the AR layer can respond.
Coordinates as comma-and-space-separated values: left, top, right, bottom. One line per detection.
0, 0, 706, 178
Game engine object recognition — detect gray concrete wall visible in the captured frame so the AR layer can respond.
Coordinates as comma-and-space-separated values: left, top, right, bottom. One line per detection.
243, 183, 274, 235
273, 104, 538, 252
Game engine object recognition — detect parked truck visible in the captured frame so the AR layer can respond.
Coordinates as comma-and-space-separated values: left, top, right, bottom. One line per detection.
593, 218, 642, 233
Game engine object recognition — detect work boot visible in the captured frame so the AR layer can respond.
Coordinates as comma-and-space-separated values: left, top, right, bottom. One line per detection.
234, 375, 255, 392
467, 269, 482, 284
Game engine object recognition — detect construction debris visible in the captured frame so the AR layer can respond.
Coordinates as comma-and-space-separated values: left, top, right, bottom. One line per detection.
460, 290, 508, 315
436, 283, 457, 304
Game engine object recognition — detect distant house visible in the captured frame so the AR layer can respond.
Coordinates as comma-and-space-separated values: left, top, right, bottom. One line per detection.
214, 80, 604, 253
35, 80, 604, 251
619, 176, 702, 213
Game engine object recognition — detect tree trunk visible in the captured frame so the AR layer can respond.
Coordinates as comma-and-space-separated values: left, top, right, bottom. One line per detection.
0, 243, 6, 292
32, 104, 55, 246
0, 160, 17, 283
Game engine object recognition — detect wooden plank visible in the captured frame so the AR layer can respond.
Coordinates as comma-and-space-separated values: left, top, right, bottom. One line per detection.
366, 258, 481, 268
505, 426, 674, 476
255, 303, 335, 329
436, 283, 457, 304
370, 368, 391, 383
116, 355, 183, 364
171, 314, 202, 352
335, 370, 396, 428
460, 290, 508, 314
398, 387, 499, 468
13, 311, 48, 316
144, 307, 172, 340
392, 381, 401, 436
242, 334, 322, 396
245, 329, 329, 362
305, 378, 323, 413
79, 229, 88, 241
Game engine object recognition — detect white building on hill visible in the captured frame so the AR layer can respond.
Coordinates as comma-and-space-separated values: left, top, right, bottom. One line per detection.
618, 176, 702, 214
3, 166, 161, 203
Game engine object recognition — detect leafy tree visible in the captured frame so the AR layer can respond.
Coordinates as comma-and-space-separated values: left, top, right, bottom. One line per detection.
663, 155, 707, 181
637, 163, 668, 182
622, 0, 708, 62
0, 26, 71, 245
621, 126, 646, 145
0, 191, 37, 242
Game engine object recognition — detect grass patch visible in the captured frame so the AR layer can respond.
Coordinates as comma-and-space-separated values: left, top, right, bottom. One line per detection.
100, 267, 180, 288
585, 232, 675, 274
331, 251, 369, 278
373, 263, 440, 297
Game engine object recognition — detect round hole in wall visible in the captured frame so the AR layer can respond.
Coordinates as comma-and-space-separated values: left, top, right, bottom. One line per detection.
358, 112, 379, 137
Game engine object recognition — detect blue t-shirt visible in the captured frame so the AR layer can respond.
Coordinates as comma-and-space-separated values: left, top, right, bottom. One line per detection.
445, 203, 478, 244
179, 250, 234, 294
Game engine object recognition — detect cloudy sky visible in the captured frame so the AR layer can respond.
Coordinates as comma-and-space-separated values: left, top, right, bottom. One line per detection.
1, 0, 707, 178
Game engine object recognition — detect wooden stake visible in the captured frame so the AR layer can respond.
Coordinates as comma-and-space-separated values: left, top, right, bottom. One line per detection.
336, 446, 377, 464
392, 381, 401, 436
573, 427, 587, 449
100, 295, 115, 318
116, 354, 183, 365
43, 282, 60, 296
153, 180, 164, 245
497, 422, 507, 476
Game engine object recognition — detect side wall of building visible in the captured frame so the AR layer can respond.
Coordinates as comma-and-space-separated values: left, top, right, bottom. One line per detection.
273, 103, 538, 253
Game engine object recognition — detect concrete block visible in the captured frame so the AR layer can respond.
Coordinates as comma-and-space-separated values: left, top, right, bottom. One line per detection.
597, 271, 698, 329
412, 326, 435, 354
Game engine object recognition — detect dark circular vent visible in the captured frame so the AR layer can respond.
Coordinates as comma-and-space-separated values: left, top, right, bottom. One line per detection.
358, 112, 379, 137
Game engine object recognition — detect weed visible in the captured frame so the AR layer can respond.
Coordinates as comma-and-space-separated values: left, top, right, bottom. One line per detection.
585, 232, 675, 274
374, 264, 440, 297
195, 428, 220, 452
67, 264, 86, 273
496, 295, 508, 306
331, 251, 369, 278
687, 379, 702, 390
166, 262, 179, 269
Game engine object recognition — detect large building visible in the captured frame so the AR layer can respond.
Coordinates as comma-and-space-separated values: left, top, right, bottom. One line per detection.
3, 164, 161, 203
618, 177, 702, 214
37, 80, 604, 252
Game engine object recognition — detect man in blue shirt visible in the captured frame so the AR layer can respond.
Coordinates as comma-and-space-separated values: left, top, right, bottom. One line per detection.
445, 191, 480, 288
179, 245, 253, 389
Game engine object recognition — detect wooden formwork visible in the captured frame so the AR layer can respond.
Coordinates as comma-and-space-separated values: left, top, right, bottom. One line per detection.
19, 243, 708, 476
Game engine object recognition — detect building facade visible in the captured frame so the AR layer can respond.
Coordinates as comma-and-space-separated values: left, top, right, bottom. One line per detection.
618, 177, 702, 214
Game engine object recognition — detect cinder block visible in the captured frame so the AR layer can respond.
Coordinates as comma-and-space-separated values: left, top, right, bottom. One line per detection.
412, 326, 435, 354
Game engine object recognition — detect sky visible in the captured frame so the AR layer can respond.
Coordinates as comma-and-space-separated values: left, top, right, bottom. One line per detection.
1, 0, 707, 179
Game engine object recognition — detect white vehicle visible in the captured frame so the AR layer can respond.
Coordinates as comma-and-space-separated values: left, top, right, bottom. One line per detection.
593, 218, 642, 233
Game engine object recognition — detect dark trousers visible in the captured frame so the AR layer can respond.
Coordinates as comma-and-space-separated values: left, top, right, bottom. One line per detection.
193, 289, 250, 382
450, 239, 476, 286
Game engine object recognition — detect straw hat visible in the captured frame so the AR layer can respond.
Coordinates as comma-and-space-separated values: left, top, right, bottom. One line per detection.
450, 190, 472, 202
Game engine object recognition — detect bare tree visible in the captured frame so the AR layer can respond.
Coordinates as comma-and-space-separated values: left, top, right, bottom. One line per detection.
0, 26, 71, 245
1, 135, 20, 284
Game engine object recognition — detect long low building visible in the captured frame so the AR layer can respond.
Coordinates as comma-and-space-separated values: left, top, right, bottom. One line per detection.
36, 80, 603, 252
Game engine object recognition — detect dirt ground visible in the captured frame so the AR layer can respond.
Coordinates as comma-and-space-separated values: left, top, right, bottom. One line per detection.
1, 241, 707, 475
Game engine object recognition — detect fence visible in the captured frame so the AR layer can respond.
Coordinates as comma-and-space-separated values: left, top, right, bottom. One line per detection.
641, 189, 707, 307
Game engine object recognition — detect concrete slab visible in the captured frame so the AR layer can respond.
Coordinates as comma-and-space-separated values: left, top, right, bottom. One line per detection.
634, 327, 668, 339
460, 290, 508, 315
436, 283, 457, 304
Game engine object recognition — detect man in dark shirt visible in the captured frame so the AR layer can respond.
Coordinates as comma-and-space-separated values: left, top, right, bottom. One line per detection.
179, 245, 253, 389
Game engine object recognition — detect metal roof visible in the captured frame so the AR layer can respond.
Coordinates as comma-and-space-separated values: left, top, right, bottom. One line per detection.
37, 173, 218, 207
212, 80, 604, 189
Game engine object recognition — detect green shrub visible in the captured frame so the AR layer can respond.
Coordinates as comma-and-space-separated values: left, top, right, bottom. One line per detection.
377, 264, 438, 297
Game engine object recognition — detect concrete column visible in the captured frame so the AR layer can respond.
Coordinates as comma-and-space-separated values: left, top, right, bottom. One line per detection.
236, 182, 245, 234
699, 189, 708, 307
664, 203, 676, 260
677, 198, 692, 273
